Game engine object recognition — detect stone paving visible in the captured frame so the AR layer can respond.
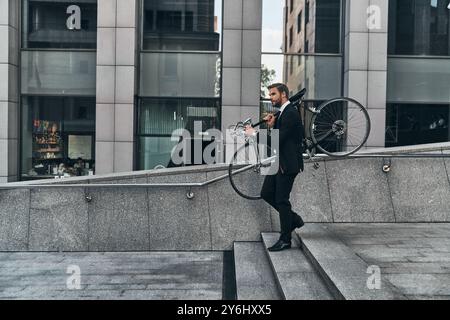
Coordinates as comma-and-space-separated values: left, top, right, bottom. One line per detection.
2, 224, 450, 300
0, 252, 223, 300
328, 223, 450, 300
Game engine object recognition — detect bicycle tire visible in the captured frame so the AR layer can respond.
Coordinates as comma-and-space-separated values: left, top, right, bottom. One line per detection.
228, 142, 276, 200
310, 97, 371, 157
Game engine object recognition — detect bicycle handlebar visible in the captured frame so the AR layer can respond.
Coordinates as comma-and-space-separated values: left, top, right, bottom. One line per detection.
252, 110, 281, 128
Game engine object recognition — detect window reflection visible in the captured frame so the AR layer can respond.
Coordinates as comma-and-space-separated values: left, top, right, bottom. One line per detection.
138, 98, 221, 170
262, 0, 341, 54
389, 0, 450, 56
387, 57, 450, 104
261, 54, 341, 100
142, 0, 222, 51
22, 0, 97, 49
21, 51, 97, 96
140, 52, 221, 98
138, 1, 222, 171
21, 96, 96, 180
386, 104, 450, 147
261, 0, 342, 110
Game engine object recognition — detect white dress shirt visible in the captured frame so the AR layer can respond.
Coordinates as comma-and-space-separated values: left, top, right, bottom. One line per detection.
279, 101, 290, 117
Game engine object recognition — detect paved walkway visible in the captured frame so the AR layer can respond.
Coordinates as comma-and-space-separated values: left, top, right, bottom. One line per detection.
328, 223, 450, 300
2, 224, 450, 300
0, 252, 223, 300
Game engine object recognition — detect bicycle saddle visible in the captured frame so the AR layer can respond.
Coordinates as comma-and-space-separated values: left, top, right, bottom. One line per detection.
289, 88, 306, 104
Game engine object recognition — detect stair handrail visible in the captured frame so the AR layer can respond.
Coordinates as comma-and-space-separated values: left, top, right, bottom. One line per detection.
1, 150, 450, 190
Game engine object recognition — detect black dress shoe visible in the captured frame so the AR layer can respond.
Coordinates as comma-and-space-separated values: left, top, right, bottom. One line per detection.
268, 239, 291, 252
291, 218, 304, 231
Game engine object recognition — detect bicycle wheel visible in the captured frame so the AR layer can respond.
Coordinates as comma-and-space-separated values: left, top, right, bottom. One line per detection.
228, 142, 277, 200
310, 97, 371, 157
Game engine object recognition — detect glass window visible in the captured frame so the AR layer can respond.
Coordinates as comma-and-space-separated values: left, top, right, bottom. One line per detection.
138, 136, 180, 170
305, 0, 310, 24
22, 0, 97, 49
138, 98, 221, 170
386, 103, 450, 147
262, 0, 290, 54
140, 52, 221, 97
289, 26, 293, 48
263, 0, 340, 54
387, 57, 450, 104
139, 0, 222, 170
21, 96, 96, 180
262, 0, 341, 53
388, 0, 450, 56
297, 11, 302, 33
139, 98, 220, 136
261, 0, 342, 107
261, 54, 341, 100
142, 0, 222, 51
21, 50, 97, 96
313, 0, 341, 54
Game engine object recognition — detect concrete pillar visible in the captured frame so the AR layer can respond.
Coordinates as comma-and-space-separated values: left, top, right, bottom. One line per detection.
96, 0, 138, 174
222, 0, 262, 162
0, 0, 20, 182
344, 0, 389, 149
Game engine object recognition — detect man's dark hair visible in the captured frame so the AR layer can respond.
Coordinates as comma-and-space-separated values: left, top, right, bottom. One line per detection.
268, 83, 290, 99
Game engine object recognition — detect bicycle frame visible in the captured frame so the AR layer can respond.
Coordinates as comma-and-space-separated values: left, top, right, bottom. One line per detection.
290, 98, 322, 159
230, 99, 321, 168
231, 92, 366, 170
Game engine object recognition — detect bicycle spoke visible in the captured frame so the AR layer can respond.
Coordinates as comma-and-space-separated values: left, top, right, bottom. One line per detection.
314, 121, 334, 127
320, 108, 337, 123
331, 103, 341, 120
312, 98, 370, 157
315, 129, 335, 142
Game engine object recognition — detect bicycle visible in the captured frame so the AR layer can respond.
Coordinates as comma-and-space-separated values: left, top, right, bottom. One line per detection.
227, 88, 371, 200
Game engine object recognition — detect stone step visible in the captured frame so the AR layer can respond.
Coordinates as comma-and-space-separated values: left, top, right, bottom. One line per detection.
233, 242, 282, 300
296, 224, 406, 300
261, 233, 333, 300
0, 252, 223, 300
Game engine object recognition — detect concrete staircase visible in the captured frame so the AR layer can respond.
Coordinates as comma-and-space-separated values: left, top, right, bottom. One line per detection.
233, 224, 408, 300
261, 232, 333, 300
233, 242, 281, 300
1, 143, 450, 252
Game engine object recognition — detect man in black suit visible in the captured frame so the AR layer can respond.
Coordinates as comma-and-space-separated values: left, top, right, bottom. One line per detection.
246, 83, 305, 251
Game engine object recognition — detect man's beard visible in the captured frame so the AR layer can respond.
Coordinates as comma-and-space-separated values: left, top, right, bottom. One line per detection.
273, 101, 282, 109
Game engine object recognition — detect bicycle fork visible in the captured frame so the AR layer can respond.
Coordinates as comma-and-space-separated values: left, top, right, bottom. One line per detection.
304, 138, 321, 170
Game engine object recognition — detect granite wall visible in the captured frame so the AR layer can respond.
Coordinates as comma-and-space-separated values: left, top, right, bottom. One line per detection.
1, 147, 450, 251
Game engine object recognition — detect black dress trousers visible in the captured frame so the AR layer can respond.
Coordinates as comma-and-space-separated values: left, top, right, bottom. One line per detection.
261, 171, 298, 242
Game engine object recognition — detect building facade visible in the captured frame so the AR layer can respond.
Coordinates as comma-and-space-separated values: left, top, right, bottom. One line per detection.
1, 0, 449, 182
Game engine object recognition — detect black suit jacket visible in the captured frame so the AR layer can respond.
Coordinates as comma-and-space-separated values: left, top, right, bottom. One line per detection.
273, 103, 304, 174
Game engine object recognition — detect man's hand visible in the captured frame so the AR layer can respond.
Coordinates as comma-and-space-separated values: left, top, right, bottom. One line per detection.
263, 112, 276, 128
244, 124, 256, 136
